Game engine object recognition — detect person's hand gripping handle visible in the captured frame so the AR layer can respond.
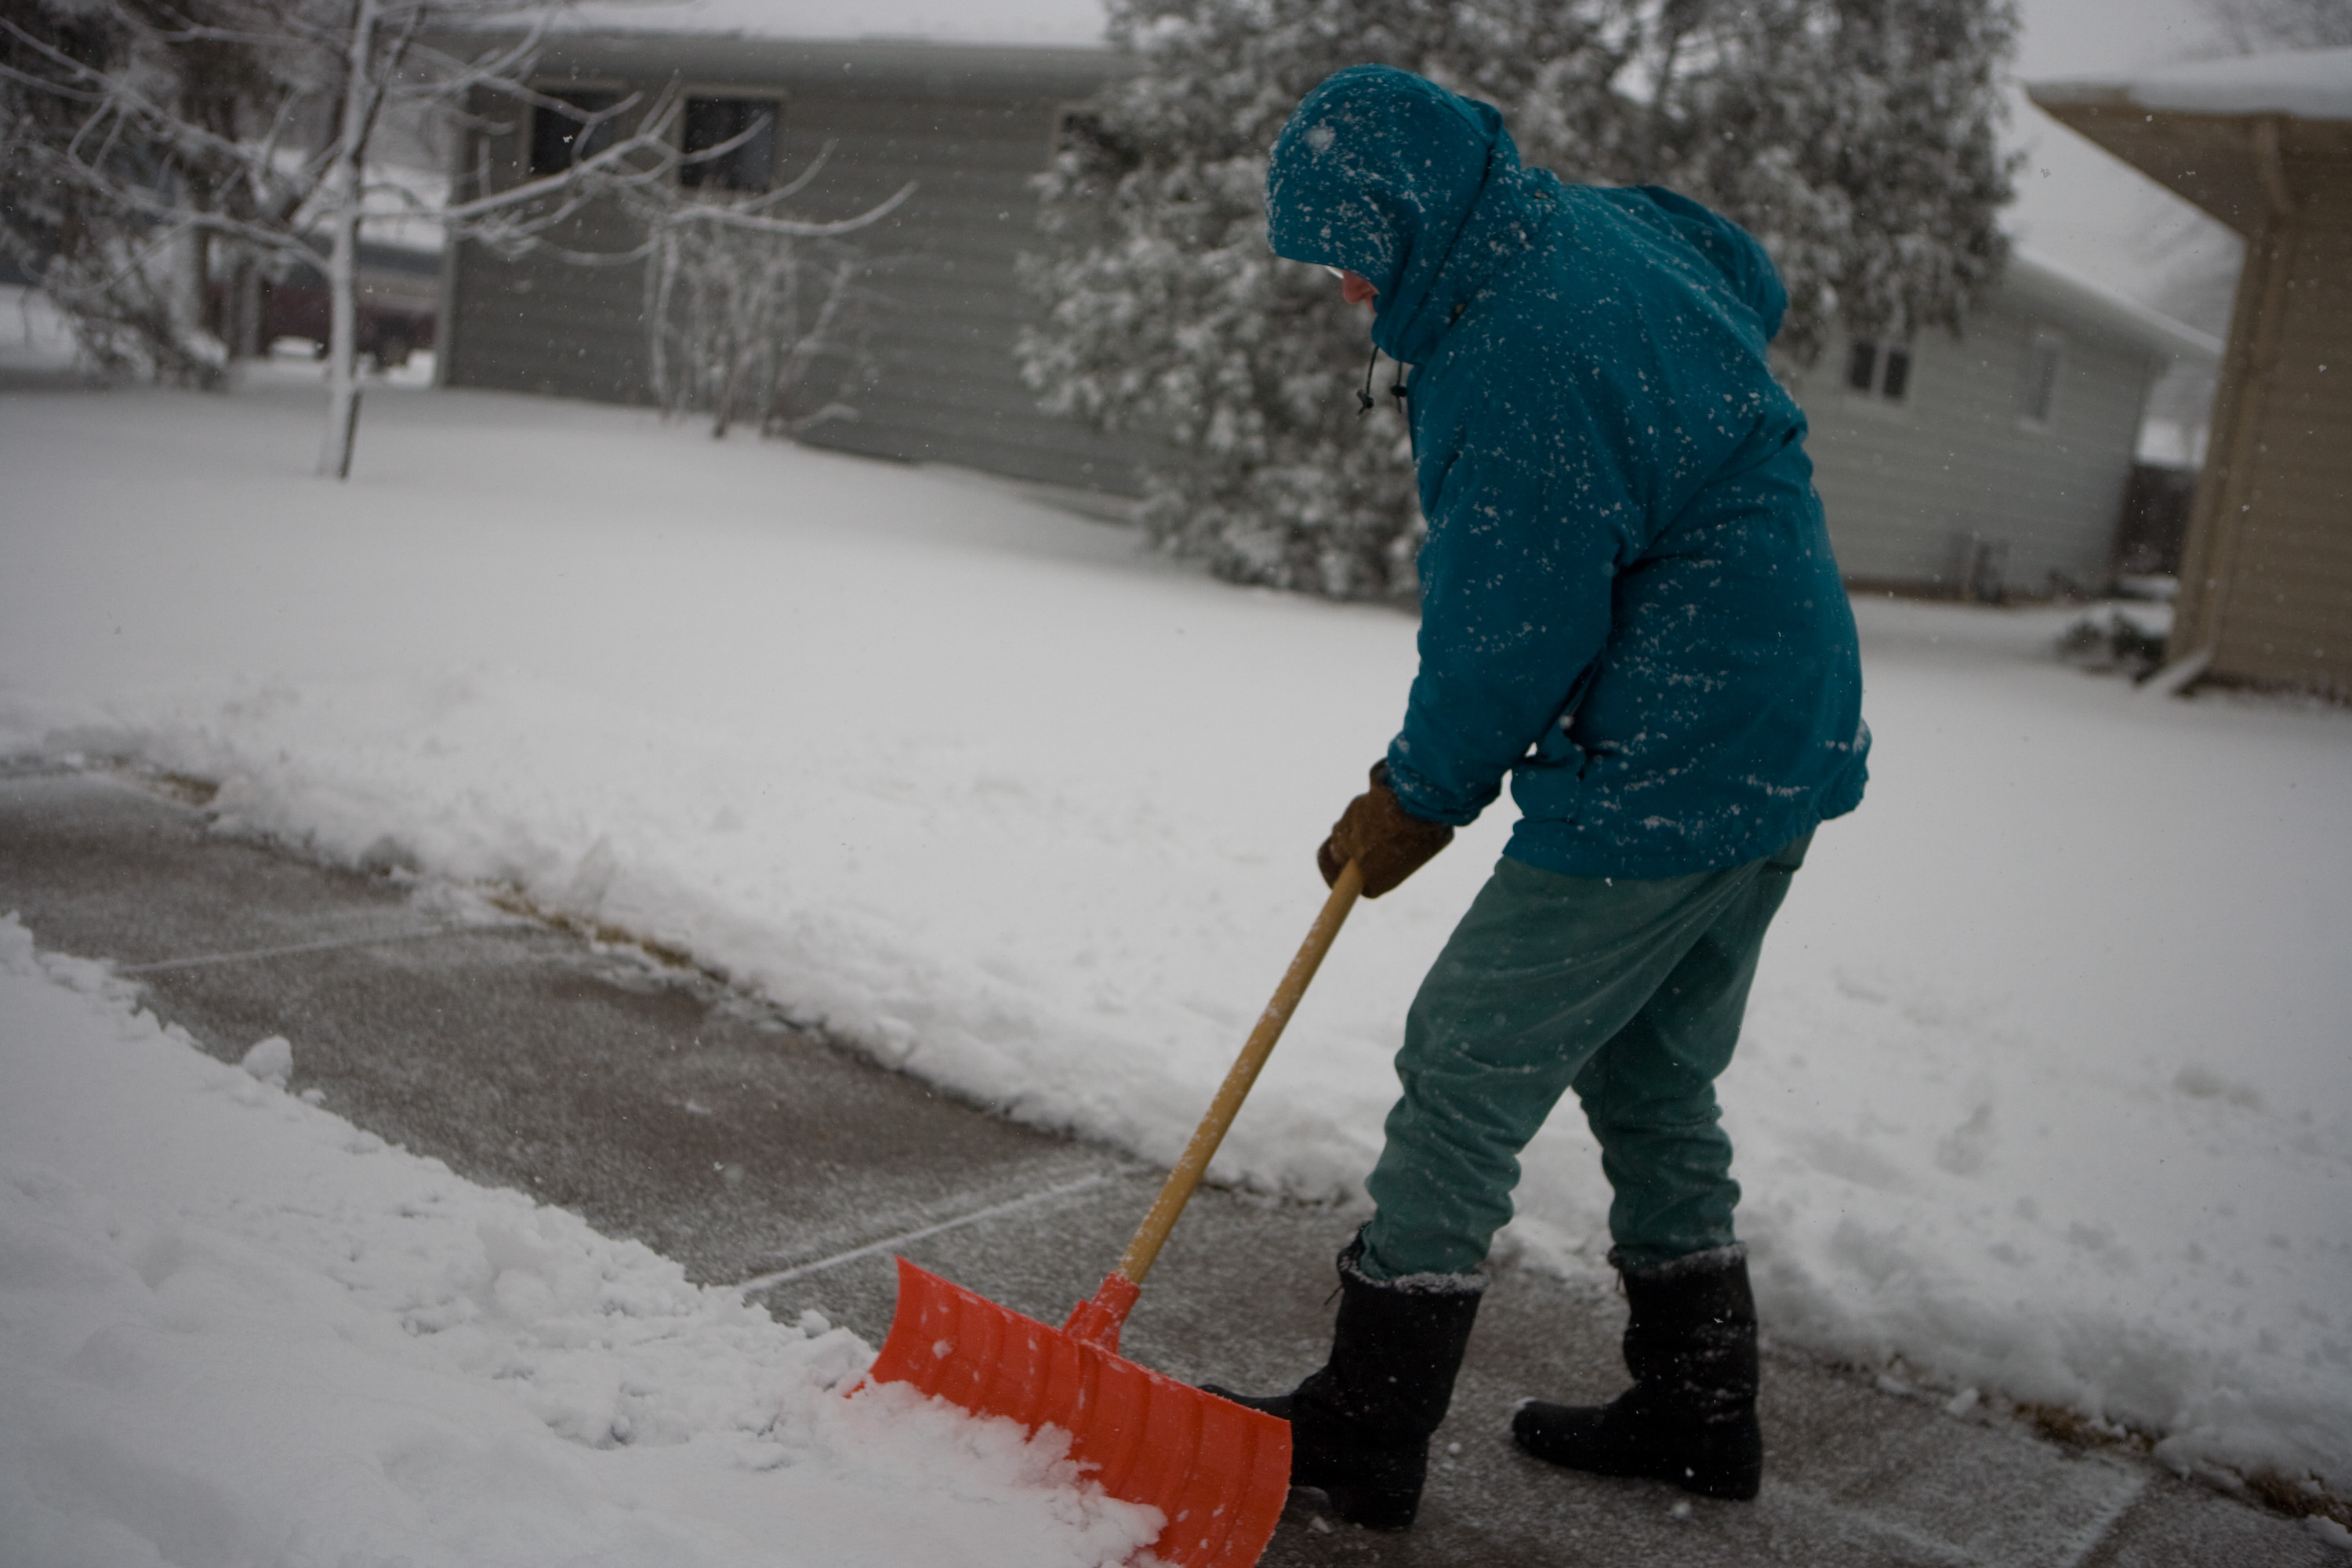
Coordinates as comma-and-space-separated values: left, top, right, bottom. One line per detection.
1318, 760, 1453, 898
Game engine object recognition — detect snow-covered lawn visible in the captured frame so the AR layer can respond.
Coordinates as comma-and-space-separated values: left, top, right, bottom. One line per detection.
3, 376, 2348, 1524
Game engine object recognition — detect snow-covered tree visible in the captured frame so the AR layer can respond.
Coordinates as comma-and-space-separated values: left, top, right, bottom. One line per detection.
0, 0, 280, 387
1, 0, 697, 477
1021, 0, 2018, 598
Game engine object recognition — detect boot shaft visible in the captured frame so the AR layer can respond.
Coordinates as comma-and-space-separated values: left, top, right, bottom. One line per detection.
1617, 1244, 1758, 1409
1305, 1236, 1485, 1440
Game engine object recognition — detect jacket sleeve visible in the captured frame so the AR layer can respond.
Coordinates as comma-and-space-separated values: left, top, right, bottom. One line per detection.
1382, 387, 1635, 828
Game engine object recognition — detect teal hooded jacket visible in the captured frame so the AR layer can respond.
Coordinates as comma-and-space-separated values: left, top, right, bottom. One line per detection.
1268, 66, 1868, 880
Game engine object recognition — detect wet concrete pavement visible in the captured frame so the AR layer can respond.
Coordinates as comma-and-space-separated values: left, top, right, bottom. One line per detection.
1, 764, 2336, 1566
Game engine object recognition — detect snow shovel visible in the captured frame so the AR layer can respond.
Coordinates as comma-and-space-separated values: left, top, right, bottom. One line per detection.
866, 859, 1366, 1568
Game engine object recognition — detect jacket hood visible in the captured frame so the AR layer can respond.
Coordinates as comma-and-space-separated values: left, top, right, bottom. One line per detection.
1266, 66, 1547, 365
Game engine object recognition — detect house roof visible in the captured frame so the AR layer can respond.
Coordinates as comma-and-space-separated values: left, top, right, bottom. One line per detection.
2031, 45, 2352, 123
2028, 48, 2352, 235
2005, 249, 2221, 364
557, 0, 1108, 48
509, 27, 1123, 96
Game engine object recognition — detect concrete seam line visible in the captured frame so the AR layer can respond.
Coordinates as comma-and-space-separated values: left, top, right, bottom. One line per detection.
1770, 1483, 1990, 1564
735, 1171, 1122, 1294
2045, 1464, 2154, 1568
114, 924, 495, 974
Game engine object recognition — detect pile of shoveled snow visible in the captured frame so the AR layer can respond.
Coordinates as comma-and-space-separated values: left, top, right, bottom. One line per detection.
2, 379, 2347, 1497
0, 914, 1160, 1566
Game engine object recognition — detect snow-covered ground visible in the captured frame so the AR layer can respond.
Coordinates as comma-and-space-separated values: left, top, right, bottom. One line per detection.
0, 283, 437, 390
3, 376, 2348, 1520
0, 916, 1160, 1566
0, 284, 81, 377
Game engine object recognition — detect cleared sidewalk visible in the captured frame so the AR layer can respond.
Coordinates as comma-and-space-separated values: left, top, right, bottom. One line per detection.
0, 764, 2332, 1567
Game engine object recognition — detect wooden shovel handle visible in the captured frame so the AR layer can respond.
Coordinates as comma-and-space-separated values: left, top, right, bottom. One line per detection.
1112, 859, 1365, 1287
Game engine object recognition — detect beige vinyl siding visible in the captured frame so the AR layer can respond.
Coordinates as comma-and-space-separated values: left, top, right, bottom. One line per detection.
2202, 163, 2352, 690
2028, 85, 2350, 696
1782, 289, 2161, 597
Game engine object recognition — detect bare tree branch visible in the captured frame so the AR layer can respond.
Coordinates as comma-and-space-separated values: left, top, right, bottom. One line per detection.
662, 180, 916, 239
7, 0, 922, 471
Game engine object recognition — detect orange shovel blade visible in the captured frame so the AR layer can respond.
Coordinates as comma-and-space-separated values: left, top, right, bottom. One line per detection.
866, 1258, 1291, 1568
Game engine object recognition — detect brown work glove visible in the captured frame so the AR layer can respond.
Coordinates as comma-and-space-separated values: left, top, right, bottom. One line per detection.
1318, 761, 1454, 898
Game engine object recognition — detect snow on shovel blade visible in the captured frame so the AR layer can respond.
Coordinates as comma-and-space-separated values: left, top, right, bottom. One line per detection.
867, 1258, 1290, 1568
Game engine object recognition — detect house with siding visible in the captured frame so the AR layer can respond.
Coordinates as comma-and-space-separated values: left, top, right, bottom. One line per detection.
1784, 250, 2216, 601
436, 25, 2216, 592
437, 31, 1155, 505
2032, 48, 2352, 696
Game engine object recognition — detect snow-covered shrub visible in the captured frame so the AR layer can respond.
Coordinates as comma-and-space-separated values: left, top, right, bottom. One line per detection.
0, 0, 260, 387
2057, 607, 2170, 679
644, 221, 875, 441
1020, 0, 2018, 600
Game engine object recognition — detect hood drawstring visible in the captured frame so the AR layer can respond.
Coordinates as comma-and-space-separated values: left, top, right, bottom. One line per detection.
1357, 347, 1410, 417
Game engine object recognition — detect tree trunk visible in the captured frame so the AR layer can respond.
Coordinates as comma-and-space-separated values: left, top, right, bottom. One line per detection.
230, 256, 264, 361
318, 0, 378, 480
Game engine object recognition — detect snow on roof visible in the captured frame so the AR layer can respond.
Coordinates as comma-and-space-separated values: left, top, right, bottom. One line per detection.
2033, 45, 2352, 122
557, 0, 1109, 46
2005, 246, 2223, 363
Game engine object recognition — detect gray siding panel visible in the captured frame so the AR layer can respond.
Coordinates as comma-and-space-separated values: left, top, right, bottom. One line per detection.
1786, 289, 2161, 594
447, 220, 655, 405
775, 87, 1160, 491
444, 61, 1159, 494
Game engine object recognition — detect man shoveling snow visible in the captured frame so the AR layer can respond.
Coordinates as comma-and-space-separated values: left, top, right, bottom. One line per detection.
1207, 65, 1869, 1529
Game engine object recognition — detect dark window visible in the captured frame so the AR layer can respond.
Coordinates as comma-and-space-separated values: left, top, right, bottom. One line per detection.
682, 97, 778, 192
528, 92, 619, 177
1845, 338, 1912, 402
1880, 346, 1911, 401
1050, 107, 1136, 181
1058, 109, 1111, 158
1845, 339, 1878, 392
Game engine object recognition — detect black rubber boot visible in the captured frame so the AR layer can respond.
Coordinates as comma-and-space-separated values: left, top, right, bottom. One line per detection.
1511, 1244, 1762, 1500
1206, 1234, 1484, 1530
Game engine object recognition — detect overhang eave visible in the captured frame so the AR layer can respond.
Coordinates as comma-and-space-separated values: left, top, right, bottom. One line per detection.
2027, 88, 2352, 235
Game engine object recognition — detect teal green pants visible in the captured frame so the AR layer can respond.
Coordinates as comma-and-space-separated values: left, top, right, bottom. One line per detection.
1361, 834, 1808, 1279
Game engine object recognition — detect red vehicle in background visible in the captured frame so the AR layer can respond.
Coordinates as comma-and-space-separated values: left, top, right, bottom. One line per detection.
220, 241, 439, 369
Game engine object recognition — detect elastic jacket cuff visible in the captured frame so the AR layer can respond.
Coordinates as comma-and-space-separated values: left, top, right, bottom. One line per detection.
1377, 753, 1486, 829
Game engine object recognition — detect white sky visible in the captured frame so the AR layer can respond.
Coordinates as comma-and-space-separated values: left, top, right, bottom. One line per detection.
613, 0, 2249, 320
